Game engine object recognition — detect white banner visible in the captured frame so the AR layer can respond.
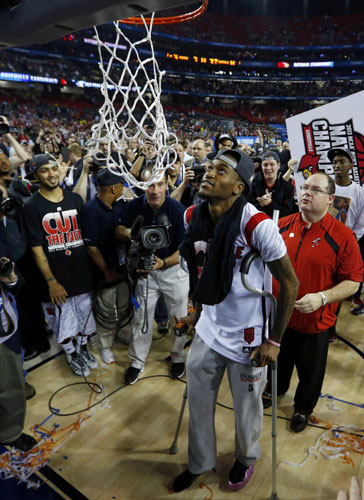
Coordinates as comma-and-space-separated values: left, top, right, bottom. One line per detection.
286, 90, 364, 191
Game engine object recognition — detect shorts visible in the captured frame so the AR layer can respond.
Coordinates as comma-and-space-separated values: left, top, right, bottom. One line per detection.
42, 292, 96, 343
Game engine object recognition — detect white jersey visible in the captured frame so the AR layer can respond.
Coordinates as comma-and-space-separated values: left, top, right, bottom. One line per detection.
195, 203, 287, 364
332, 182, 364, 240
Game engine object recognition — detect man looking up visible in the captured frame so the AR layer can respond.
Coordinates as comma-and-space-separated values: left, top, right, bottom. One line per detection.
20, 154, 98, 377
264, 172, 363, 432
172, 149, 299, 492
328, 147, 364, 315
248, 150, 295, 218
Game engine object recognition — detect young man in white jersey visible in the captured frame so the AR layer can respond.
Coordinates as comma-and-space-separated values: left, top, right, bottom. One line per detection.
172, 149, 299, 492
327, 147, 364, 315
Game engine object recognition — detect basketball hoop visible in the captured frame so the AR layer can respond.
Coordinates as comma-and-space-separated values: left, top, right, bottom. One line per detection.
119, 0, 208, 25
87, 2, 208, 191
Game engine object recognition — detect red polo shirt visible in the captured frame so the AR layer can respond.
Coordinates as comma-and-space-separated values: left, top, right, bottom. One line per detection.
273, 212, 363, 333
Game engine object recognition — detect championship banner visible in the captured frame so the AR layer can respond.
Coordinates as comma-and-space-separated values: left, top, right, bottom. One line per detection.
286, 90, 364, 190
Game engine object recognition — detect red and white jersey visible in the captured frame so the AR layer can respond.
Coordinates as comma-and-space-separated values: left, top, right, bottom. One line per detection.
195, 202, 287, 364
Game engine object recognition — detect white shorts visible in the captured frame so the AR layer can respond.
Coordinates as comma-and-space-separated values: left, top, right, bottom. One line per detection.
42, 292, 96, 344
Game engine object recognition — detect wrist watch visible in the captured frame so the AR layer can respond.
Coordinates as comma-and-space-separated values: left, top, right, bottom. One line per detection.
161, 258, 167, 270
318, 291, 327, 306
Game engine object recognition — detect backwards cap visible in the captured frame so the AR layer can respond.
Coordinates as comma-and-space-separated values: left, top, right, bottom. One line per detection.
214, 149, 254, 193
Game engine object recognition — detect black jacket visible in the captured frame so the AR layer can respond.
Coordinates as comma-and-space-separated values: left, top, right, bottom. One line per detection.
248, 172, 295, 218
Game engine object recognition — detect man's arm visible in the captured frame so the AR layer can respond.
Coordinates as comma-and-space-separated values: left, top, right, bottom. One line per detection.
72, 157, 92, 203
31, 246, 68, 305
86, 245, 119, 283
294, 280, 360, 314
170, 167, 195, 202
115, 225, 131, 242
253, 252, 299, 366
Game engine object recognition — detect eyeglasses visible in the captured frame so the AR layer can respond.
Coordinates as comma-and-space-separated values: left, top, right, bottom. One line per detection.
300, 185, 330, 196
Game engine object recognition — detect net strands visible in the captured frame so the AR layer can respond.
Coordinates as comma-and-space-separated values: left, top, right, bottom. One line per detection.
119, 0, 209, 25
89, 14, 177, 190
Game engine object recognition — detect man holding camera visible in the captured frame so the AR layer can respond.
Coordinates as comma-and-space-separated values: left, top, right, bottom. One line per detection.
115, 171, 189, 384
0, 258, 38, 451
20, 154, 98, 377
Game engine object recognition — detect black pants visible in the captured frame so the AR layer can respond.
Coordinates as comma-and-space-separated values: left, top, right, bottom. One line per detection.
267, 327, 330, 415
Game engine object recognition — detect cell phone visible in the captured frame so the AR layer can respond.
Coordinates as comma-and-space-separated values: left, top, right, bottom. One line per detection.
61, 147, 70, 162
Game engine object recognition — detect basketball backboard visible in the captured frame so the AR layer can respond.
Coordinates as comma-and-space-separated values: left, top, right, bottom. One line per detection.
0, 0, 196, 48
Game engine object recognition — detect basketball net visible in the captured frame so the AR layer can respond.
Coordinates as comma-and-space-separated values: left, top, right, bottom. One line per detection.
88, 13, 177, 190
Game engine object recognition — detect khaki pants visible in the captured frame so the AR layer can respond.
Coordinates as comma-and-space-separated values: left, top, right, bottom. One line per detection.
0, 342, 26, 443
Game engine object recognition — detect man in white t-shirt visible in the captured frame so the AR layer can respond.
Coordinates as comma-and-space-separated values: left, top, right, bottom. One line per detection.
328, 147, 364, 315
172, 149, 299, 493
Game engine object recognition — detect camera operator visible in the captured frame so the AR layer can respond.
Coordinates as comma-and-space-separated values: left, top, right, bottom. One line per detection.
171, 160, 210, 208
0, 257, 38, 452
115, 170, 189, 384
82, 168, 128, 364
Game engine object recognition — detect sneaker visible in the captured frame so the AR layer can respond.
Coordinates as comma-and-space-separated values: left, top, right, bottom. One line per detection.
352, 296, 363, 307
24, 381, 36, 400
170, 362, 185, 379
123, 366, 141, 385
290, 412, 309, 432
172, 469, 200, 492
228, 460, 255, 491
101, 348, 115, 364
1, 433, 38, 452
157, 321, 170, 334
80, 344, 98, 369
351, 303, 364, 316
66, 351, 90, 377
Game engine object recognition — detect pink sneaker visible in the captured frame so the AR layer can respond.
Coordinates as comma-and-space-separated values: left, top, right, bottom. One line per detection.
227, 461, 255, 491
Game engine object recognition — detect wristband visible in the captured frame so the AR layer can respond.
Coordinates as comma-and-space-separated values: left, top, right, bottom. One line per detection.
161, 259, 167, 270
266, 338, 281, 347
318, 291, 327, 306
46, 277, 55, 283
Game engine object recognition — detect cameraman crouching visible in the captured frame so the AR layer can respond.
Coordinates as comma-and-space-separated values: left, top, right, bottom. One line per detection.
115, 171, 189, 384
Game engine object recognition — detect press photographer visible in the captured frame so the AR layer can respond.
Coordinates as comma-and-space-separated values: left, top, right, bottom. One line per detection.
0, 257, 38, 452
115, 170, 189, 384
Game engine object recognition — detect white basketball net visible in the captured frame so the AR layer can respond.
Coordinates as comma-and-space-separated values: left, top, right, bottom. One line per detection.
87, 13, 177, 190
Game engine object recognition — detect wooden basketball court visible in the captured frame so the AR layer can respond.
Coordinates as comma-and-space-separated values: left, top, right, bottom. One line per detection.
11, 300, 364, 499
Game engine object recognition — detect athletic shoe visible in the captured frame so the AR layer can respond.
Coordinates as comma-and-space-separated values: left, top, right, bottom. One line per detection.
172, 469, 200, 492
123, 366, 141, 385
170, 362, 185, 379
1, 433, 38, 452
352, 296, 363, 307
351, 304, 364, 316
80, 344, 98, 369
101, 348, 115, 364
290, 412, 309, 432
228, 460, 255, 491
66, 351, 90, 377
157, 321, 170, 334
24, 381, 36, 400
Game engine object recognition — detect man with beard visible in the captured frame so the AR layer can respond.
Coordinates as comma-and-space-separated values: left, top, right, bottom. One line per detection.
20, 154, 98, 377
172, 149, 299, 492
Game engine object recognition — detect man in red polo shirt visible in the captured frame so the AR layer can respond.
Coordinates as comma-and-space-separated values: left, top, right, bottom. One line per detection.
264, 172, 362, 432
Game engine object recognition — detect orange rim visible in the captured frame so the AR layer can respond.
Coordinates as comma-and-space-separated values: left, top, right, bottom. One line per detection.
119, 0, 208, 25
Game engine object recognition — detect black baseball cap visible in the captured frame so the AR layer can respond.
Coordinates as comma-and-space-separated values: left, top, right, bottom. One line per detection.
25, 154, 57, 180
261, 150, 280, 163
327, 147, 353, 163
214, 149, 254, 192
97, 167, 125, 186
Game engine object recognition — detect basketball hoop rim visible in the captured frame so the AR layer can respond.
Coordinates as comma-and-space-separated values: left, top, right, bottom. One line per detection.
119, 0, 208, 25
